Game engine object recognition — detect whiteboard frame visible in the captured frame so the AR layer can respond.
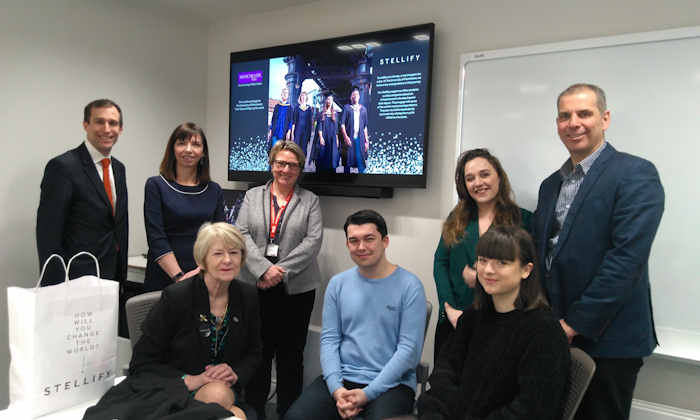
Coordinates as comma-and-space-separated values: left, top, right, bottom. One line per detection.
455, 25, 700, 365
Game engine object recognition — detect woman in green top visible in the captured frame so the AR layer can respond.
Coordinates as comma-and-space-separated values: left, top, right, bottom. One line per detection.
433, 148, 531, 363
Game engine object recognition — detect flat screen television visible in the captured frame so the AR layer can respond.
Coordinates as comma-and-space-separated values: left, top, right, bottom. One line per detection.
228, 23, 434, 197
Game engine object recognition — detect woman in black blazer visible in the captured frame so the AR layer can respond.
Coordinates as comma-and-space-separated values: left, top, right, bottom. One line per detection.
85, 222, 261, 420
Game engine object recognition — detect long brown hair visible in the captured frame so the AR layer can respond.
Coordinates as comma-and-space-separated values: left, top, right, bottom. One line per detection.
321, 94, 336, 121
442, 148, 520, 246
159, 122, 210, 183
472, 225, 549, 312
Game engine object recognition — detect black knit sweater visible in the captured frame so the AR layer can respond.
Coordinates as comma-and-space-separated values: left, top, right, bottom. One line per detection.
418, 307, 570, 420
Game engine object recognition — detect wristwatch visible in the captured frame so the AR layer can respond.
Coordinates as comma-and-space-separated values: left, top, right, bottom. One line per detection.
172, 271, 185, 282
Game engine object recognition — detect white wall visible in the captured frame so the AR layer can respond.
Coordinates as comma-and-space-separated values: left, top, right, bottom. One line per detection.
0, 0, 208, 408
206, 0, 700, 412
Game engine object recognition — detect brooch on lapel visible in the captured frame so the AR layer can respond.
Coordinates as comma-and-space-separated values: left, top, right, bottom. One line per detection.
198, 314, 211, 337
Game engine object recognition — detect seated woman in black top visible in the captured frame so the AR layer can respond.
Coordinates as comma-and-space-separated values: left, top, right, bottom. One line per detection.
418, 225, 570, 420
85, 222, 261, 420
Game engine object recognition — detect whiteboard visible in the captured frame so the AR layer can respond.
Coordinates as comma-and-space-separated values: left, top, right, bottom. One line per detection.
457, 26, 700, 363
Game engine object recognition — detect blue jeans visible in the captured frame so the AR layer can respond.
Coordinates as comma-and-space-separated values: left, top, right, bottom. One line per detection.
284, 375, 414, 420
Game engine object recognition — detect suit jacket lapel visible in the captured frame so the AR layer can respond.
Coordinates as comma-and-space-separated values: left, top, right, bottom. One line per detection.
277, 186, 300, 241
77, 143, 112, 212
262, 183, 271, 242
540, 177, 562, 264
223, 282, 244, 362
551, 144, 616, 261
193, 277, 212, 364
112, 158, 127, 221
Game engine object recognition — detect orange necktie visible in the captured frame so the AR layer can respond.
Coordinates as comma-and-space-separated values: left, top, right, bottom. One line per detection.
101, 158, 114, 213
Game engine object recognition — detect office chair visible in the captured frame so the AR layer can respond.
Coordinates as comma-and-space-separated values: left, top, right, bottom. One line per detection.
124, 291, 162, 348
561, 347, 596, 420
416, 300, 433, 394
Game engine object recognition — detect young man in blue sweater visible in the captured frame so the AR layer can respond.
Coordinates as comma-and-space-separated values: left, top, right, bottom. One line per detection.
285, 209, 427, 420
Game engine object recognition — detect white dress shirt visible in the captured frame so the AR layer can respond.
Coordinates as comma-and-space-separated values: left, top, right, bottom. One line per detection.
352, 104, 361, 138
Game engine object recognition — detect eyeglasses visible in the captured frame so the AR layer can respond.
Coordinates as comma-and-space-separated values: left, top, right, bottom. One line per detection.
272, 160, 301, 170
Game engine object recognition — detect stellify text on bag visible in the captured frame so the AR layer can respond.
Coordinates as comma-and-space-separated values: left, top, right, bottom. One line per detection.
43, 370, 114, 396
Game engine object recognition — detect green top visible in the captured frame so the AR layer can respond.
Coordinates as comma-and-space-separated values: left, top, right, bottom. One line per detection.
433, 208, 532, 323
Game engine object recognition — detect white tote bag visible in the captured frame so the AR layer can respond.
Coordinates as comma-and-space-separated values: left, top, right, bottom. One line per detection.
7, 252, 118, 418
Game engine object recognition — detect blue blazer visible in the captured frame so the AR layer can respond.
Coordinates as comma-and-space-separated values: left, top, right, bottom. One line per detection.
532, 143, 664, 358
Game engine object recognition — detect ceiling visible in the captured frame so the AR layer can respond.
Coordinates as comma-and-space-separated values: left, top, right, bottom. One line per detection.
141, 0, 320, 24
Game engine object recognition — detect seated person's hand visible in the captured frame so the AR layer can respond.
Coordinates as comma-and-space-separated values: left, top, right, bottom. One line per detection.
333, 387, 361, 419
183, 372, 217, 391
204, 363, 238, 386
333, 387, 367, 418
344, 388, 368, 408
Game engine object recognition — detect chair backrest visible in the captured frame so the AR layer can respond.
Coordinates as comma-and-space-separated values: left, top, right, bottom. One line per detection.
125, 291, 162, 348
424, 300, 433, 338
561, 347, 596, 420
416, 300, 434, 394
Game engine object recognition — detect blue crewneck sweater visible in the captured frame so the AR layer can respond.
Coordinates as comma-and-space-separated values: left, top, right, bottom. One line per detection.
320, 266, 427, 401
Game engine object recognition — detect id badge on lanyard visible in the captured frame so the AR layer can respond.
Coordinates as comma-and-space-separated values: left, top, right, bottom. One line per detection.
265, 243, 279, 258
267, 189, 293, 258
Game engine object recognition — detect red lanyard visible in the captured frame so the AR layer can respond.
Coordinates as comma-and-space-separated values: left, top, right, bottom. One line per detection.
269, 189, 294, 241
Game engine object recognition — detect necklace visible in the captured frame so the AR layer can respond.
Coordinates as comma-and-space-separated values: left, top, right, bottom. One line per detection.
213, 304, 228, 330
212, 304, 229, 358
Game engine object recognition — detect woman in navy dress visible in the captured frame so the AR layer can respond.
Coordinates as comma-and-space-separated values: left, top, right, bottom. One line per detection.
144, 122, 224, 291
291, 91, 313, 159
315, 94, 339, 171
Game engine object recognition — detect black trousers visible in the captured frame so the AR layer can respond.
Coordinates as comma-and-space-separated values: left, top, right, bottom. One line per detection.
574, 357, 643, 420
285, 375, 415, 420
245, 283, 315, 419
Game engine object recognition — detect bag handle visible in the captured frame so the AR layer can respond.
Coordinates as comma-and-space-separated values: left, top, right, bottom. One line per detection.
66, 251, 101, 279
35, 254, 67, 288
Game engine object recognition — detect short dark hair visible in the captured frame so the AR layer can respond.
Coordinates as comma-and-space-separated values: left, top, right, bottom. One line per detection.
343, 209, 388, 238
83, 99, 123, 127
473, 225, 549, 312
557, 83, 607, 114
159, 122, 210, 183
351, 86, 360, 94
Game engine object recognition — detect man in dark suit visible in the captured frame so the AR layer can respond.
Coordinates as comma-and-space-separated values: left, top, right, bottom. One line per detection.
340, 86, 369, 173
532, 84, 664, 420
36, 99, 128, 331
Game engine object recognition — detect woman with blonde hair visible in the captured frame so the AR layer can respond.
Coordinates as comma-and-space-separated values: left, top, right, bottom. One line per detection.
236, 141, 323, 420
86, 222, 261, 420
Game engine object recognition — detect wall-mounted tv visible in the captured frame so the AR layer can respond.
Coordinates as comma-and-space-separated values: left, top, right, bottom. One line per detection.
228, 23, 434, 197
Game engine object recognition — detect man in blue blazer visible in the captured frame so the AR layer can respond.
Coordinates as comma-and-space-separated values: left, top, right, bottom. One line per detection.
36, 99, 129, 331
532, 84, 664, 420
